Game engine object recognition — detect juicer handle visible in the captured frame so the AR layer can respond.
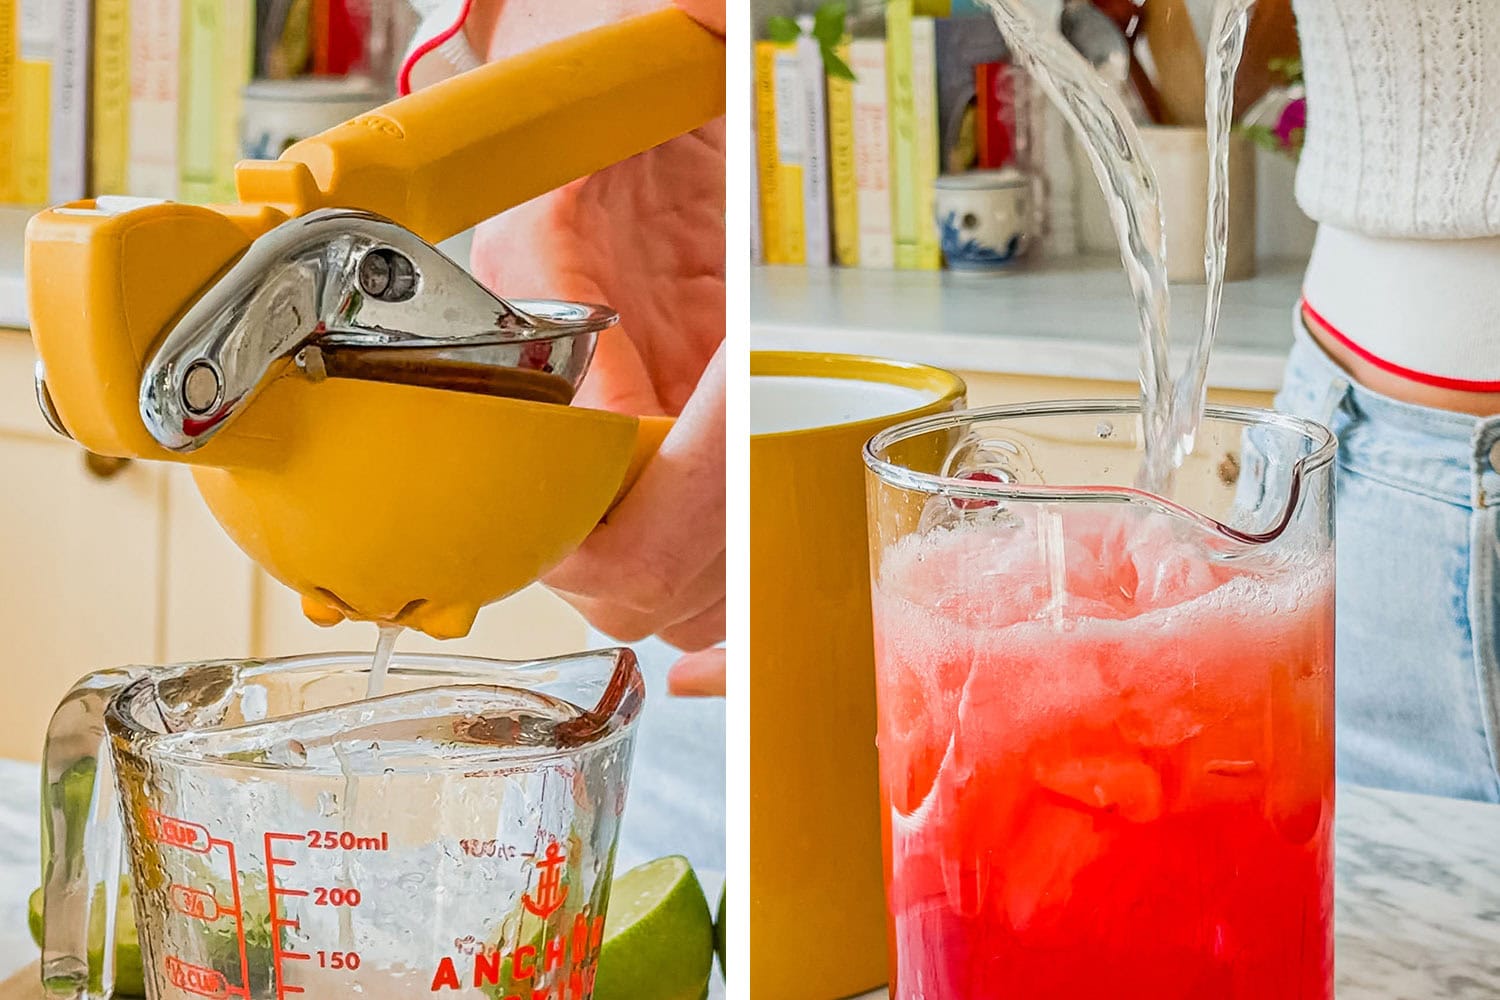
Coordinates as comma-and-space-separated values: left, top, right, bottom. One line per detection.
39, 669, 148, 999
235, 8, 726, 244
614, 415, 676, 507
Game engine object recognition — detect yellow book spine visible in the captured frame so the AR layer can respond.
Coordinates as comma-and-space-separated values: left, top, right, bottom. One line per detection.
15, 0, 50, 205
828, 37, 858, 267
754, 42, 784, 264
92, 0, 131, 196
213, 0, 254, 203
885, 0, 917, 269
910, 16, 941, 270
770, 43, 805, 265
178, 0, 219, 203
0, 0, 16, 202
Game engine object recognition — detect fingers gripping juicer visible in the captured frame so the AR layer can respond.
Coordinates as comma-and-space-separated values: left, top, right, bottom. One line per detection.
25, 11, 723, 999
28, 9, 723, 640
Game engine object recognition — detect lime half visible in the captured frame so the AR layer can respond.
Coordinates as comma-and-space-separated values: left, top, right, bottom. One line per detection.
594, 856, 714, 1000
714, 886, 725, 974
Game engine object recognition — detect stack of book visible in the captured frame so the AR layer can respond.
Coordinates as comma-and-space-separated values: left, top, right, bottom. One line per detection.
0, 0, 389, 208
754, 4, 1031, 270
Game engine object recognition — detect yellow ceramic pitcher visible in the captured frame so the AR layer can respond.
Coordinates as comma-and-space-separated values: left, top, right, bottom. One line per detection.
751, 352, 965, 998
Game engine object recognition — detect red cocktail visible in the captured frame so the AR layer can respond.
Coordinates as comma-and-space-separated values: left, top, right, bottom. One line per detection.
864, 403, 1336, 999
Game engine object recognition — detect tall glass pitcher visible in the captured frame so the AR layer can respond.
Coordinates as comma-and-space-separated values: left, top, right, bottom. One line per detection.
864, 401, 1336, 1000
40, 649, 643, 999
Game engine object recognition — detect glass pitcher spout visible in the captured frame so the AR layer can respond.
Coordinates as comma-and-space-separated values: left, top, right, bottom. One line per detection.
865, 399, 1337, 552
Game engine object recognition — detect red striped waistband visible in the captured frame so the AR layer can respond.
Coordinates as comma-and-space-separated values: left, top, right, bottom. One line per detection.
1300, 296, 1500, 394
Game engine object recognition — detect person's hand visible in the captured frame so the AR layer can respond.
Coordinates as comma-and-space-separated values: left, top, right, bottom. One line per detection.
464, 0, 726, 694
666, 648, 726, 697
542, 346, 726, 689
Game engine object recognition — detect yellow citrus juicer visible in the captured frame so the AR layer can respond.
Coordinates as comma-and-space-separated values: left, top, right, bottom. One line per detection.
26, 9, 723, 640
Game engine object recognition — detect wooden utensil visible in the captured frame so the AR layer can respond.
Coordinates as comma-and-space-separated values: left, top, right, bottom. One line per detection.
1089, 0, 1165, 124
1142, 0, 1207, 126
1235, 0, 1299, 119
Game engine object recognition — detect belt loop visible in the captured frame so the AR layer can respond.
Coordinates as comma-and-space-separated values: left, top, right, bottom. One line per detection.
1473, 416, 1500, 509
1316, 374, 1352, 429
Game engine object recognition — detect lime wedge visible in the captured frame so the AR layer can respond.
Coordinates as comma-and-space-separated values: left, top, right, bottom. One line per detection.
714, 886, 725, 974
594, 856, 714, 1000
28, 884, 145, 997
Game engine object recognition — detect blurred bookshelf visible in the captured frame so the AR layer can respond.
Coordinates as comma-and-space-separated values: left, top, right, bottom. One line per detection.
0, 0, 424, 329
749, 0, 1312, 278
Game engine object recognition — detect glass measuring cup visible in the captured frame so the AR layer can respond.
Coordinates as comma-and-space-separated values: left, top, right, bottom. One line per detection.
40, 649, 643, 999
864, 401, 1336, 1000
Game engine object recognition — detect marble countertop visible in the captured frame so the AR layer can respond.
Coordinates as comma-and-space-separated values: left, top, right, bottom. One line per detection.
852, 783, 1500, 1000
750, 258, 1305, 392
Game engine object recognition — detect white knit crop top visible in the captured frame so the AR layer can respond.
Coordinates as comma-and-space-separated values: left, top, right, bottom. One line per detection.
1293, 0, 1500, 239
1292, 0, 1500, 389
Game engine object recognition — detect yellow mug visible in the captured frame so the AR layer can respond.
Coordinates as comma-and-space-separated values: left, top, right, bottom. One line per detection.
751, 352, 965, 998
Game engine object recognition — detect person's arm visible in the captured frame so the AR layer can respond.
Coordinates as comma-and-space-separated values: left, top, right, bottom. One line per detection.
433, 0, 728, 694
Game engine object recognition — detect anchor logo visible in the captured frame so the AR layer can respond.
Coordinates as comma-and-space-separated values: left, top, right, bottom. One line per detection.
522, 841, 569, 919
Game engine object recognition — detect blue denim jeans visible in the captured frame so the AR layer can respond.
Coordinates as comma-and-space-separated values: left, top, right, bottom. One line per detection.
1274, 319, 1500, 801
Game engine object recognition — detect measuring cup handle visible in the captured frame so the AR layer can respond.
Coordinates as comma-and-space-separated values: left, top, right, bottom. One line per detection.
40, 668, 147, 999
611, 414, 675, 508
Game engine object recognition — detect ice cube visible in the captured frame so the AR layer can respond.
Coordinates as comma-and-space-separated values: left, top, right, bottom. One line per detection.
1000, 804, 1104, 930
1033, 754, 1163, 823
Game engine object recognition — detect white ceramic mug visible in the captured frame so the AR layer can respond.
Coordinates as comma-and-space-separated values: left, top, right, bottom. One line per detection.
1139, 125, 1257, 282
241, 76, 389, 161
934, 168, 1033, 272
1077, 126, 1258, 282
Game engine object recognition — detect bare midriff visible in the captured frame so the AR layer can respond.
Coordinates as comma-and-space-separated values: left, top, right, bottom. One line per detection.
1301, 304, 1500, 417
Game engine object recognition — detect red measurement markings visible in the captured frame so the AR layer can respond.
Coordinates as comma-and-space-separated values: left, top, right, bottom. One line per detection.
265, 832, 308, 998
164, 955, 228, 998
146, 812, 211, 853
145, 814, 250, 998
221, 838, 251, 1000
306, 829, 390, 851
169, 885, 222, 922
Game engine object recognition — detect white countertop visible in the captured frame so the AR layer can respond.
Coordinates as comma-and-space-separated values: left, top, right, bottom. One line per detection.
750, 258, 1305, 392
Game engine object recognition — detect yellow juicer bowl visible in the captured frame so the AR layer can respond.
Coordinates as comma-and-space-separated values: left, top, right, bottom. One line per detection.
195, 379, 669, 639
27, 198, 672, 642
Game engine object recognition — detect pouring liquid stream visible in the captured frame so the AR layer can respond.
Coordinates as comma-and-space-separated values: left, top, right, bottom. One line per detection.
976, 0, 1258, 496
331, 623, 406, 949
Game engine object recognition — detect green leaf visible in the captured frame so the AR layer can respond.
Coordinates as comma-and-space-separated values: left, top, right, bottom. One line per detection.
766, 16, 801, 43
1267, 55, 1303, 84
823, 46, 856, 82
811, 1, 847, 48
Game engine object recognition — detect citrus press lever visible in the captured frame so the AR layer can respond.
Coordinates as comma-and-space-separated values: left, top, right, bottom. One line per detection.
26, 8, 718, 637
137, 208, 618, 453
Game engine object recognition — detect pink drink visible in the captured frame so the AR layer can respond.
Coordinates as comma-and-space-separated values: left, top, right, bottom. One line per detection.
873, 507, 1334, 999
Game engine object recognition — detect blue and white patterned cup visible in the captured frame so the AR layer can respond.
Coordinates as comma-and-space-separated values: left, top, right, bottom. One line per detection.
935, 168, 1033, 272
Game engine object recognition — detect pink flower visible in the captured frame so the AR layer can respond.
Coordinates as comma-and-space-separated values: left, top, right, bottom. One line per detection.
1274, 97, 1307, 150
